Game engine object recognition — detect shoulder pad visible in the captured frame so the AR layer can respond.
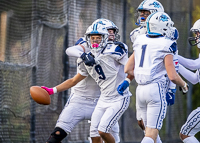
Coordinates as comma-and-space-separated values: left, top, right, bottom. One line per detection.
130, 27, 144, 36
130, 29, 139, 37
75, 37, 85, 45
114, 41, 127, 52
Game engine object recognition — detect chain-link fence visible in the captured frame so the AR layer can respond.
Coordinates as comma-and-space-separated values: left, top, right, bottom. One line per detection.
0, 0, 199, 143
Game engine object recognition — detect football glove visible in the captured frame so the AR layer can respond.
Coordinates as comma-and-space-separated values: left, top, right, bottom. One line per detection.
41, 86, 57, 95
117, 79, 130, 96
166, 88, 176, 106
80, 52, 96, 66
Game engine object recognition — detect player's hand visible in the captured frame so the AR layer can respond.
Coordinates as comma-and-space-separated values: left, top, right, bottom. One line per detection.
166, 88, 176, 106
80, 52, 96, 66
117, 80, 129, 96
41, 86, 54, 95
179, 82, 189, 94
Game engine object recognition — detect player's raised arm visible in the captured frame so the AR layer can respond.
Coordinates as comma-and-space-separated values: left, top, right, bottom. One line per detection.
179, 64, 199, 85
178, 55, 200, 70
66, 44, 85, 58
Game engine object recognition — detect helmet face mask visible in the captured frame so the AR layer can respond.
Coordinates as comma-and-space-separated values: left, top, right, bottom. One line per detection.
85, 23, 108, 53
188, 31, 200, 47
135, 0, 164, 26
92, 18, 120, 41
188, 19, 200, 48
146, 12, 174, 38
135, 10, 151, 26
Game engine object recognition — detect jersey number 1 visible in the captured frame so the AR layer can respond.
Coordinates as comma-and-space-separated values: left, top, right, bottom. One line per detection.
139, 45, 147, 67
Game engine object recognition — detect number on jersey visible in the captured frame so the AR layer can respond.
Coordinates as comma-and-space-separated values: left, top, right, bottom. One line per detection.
95, 65, 106, 80
139, 45, 147, 67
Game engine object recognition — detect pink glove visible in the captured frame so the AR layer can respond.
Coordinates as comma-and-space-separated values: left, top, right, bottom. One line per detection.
41, 86, 54, 95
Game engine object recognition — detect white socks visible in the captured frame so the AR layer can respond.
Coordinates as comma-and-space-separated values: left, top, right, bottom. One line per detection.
183, 136, 199, 143
141, 137, 154, 143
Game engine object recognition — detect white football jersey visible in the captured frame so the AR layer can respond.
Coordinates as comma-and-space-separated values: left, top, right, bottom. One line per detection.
78, 43, 132, 102
130, 26, 147, 44
133, 35, 176, 85
67, 37, 101, 99
71, 72, 101, 99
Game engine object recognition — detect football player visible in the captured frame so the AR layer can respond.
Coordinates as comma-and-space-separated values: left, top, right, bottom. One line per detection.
65, 18, 127, 143
42, 20, 121, 143
125, 12, 188, 143
117, 1, 179, 142
178, 19, 200, 143
42, 23, 132, 143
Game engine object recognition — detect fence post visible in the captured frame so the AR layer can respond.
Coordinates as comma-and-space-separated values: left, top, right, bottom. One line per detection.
97, 0, 101, 18
121, 0, 127, 142
63, 24, 69, 108
30, 66, 36, 143
186, 0, 193, 117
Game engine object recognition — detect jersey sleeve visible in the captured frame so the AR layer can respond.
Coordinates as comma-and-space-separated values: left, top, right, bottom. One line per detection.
114, 43, 129, 65
179, 64, 199, 84
174, 51, 179, 72
162, 41, 177, 58
130, 27, 147, 44
75, 37, 85, 45
66, 45, 84, 57
178, 54, 200, 70
130, 29, 138, 44
77, 58, 89, 77
76, 37, 91, 53
65, 37, 91, 57
168, 42, 177, 54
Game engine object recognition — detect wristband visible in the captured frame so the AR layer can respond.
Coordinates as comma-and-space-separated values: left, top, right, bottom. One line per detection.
183, 82, 187, 88
125, 78, 131, 84
53, 87, 57, 93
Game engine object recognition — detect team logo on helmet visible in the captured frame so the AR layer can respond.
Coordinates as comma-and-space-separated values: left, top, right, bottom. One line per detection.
96, 21, 105, 25
159, 14, 169, 22
149, 2, 161, 8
